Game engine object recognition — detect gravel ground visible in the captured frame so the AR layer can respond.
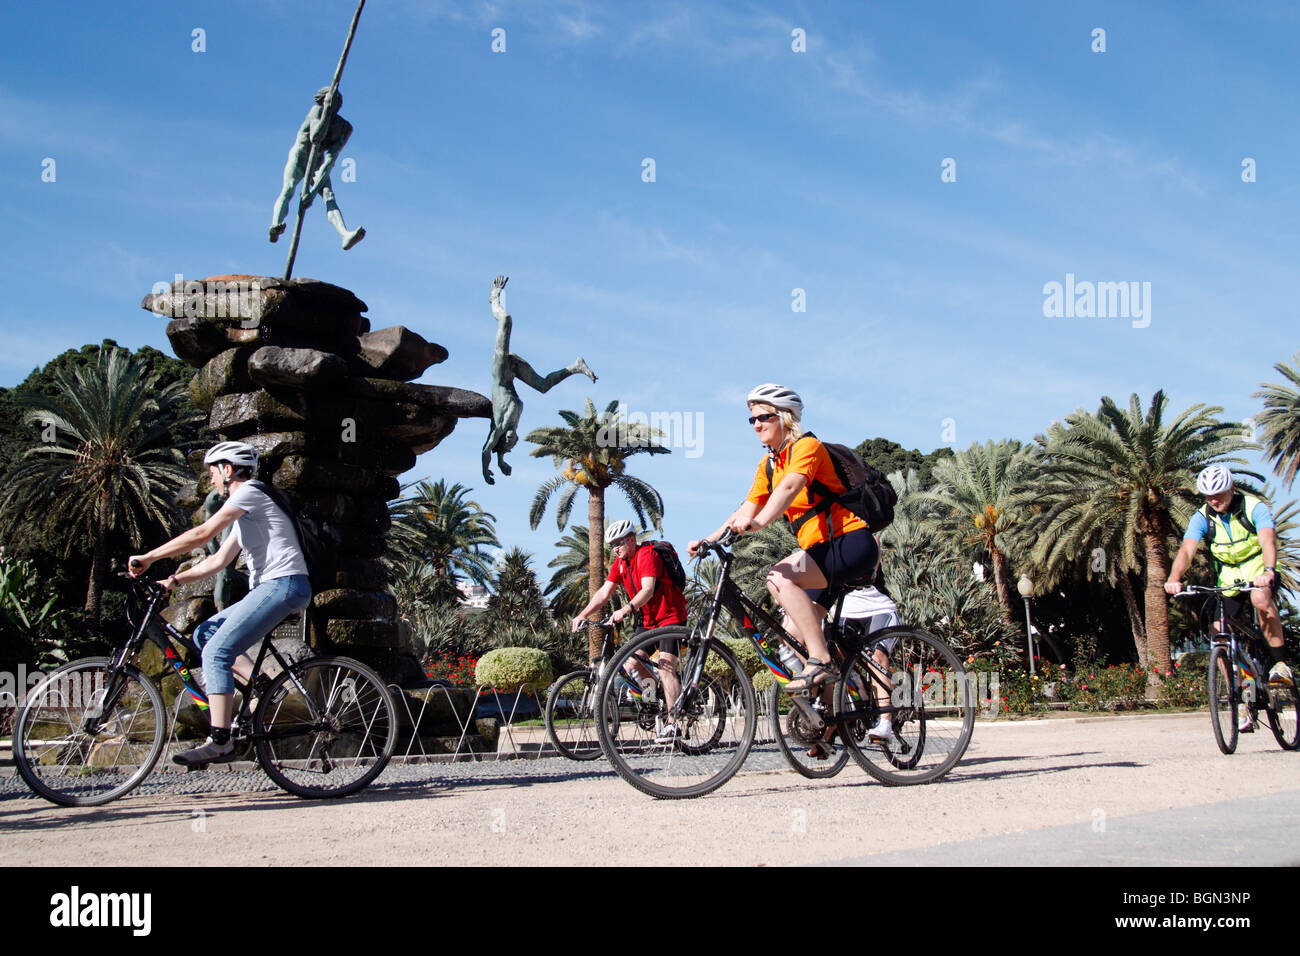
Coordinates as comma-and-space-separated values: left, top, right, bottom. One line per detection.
3, 712, 1298, 866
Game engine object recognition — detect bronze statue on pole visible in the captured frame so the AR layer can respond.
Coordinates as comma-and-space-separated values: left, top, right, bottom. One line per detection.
272, 0, 367, 280
482, 276, 597, 484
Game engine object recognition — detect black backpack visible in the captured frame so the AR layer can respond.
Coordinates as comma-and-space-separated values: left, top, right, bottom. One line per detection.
766, 433, 897, 535
631, 540, 687, 593
248, 480, 340, 590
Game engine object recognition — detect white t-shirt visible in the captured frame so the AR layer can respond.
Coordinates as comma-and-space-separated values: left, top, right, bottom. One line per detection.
226, 482, 310, 589
840, 586, 900, 634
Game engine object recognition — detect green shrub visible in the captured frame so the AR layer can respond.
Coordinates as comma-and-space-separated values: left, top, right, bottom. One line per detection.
475, 647, 553, 693
704, 638, 761, 689
752, 669, 774, 693
722, 638, 761, 676
1158, 655, 1207, 707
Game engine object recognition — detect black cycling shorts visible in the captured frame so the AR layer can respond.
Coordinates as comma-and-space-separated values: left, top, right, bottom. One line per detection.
1220, 571, 1280, 624
803, 528, 879, 611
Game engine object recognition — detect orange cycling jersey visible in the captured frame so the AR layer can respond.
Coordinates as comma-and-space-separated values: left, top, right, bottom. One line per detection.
746, 436, 867, 550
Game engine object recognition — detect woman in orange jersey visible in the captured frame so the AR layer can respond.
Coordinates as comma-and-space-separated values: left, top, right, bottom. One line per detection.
689, 385, 878, 693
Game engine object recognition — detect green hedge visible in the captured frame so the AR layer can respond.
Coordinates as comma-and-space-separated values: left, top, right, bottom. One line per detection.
475, 647, 554, 693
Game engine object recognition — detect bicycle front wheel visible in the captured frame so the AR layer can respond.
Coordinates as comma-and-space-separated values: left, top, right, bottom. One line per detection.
1265, 675, 1299, 751
254, 656, 397, 798
767, 681, 849, 778
14, 656, 166, 807
545, 670, 606, 761
1208, 645, 1238, 755
837, 628, 974, 785
595, 627, 756, 799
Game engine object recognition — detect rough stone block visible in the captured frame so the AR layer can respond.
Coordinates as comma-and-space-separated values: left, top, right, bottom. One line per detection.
189, 347, 256, 411
356, 326, 449, 381
248, 347, 348, 390
378, 405, 457, 454
312, 588, 397, 619
324, 619, 400, 648
332, 559, 389, 591
344, 378, 491, 418
165, 316, 231, 367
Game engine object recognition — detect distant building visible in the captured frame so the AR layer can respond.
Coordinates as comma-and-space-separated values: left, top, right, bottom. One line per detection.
458, 581, 490, 610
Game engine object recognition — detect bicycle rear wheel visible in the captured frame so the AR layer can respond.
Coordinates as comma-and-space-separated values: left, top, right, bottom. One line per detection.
545, 670, 606, 761
837, 628, 973, 785
767, 681, 849, 778
1208, 646, 1238, 755
595, 627, 756, 799
1265, 675, 1299, 751
254, 656, 397, 798
14, 657, 166, 807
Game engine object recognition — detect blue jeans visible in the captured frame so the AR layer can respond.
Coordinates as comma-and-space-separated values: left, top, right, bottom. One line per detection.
193, 575, 311, 694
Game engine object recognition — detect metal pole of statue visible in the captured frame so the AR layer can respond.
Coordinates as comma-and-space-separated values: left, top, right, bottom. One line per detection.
280, 0, 367, 280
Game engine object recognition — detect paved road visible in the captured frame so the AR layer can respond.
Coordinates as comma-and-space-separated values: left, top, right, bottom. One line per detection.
3, 712, 1297, 866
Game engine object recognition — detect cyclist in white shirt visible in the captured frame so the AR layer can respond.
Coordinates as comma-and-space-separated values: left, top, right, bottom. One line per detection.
129, 441, 310, 765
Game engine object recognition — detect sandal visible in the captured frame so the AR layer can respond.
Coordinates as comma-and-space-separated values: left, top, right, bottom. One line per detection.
783, 659, 839, 694
806, 738, 836, 760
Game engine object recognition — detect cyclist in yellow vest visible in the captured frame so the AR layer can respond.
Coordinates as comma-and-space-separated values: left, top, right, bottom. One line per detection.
1165, 465, 1291, 699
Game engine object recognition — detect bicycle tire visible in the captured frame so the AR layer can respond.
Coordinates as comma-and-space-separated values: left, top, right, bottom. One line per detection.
545, 670, 606, 761
837, 628, 973, 785
766, 680, 849, 778
677, 674, 728, 756
1208, 645, 1238, 755
14, 656, 167, 807
1265, 675, 1300, 751
253, 656, 397, 798
595, 626, 756, 799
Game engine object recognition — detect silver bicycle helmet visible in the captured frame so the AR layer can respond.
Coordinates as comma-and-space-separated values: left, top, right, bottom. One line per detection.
1196, 465, 1233, 496
605, 519, 635, 544
747, 383, 803, 421
203, 440, 259, 470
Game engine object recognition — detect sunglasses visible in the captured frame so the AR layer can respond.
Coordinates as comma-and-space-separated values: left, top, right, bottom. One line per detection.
748, 412, 779, 425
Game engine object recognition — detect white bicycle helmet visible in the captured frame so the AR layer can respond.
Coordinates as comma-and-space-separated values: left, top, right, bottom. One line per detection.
747, 383, 803, 421
203, 440, 259, 470
1196, 465, 1233, 496
605, 519, 635, 545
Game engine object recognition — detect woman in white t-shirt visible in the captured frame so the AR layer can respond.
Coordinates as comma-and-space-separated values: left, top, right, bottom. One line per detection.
129, 441, 310, 765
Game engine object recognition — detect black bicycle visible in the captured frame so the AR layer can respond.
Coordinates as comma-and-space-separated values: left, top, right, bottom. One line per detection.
547, 619, 727, 761
14, 573, 398, 806
1173, 583, 1299, 755
594, 530, 974, 798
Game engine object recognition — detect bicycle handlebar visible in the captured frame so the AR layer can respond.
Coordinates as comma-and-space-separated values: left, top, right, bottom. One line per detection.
693, 527, 738, 560
1171, 583, 1258, 599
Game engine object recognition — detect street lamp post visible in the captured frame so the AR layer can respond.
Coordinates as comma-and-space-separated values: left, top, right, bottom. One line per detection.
1017, 575, 1036, 676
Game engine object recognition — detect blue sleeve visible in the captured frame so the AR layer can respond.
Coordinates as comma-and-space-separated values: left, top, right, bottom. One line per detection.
1183, 511, 1208, 541
1250, 501, 1275, 531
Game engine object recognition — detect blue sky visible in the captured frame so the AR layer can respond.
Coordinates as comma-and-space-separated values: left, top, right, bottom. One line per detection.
2, 1, 1296, 575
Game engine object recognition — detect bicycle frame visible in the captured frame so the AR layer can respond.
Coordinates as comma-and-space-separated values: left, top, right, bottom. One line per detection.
117, 580, 326, 742
681, 542, 895, 728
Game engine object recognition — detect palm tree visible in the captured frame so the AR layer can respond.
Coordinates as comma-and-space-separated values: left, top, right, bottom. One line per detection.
526, 398, 669, 660
1033, 391, 1256, 686
388, 479, 498, 605
912, 440, 1038, 619
1254, 353, 1300, 490
543, 525, 597, 622
1017, 467, 1151, 666
0, 348, 197, 622
880, 470, 1016, 660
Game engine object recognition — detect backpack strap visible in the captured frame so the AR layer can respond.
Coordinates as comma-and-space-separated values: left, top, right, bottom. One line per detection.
1234, 493, 1257, 536
248, 480, 304, 552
